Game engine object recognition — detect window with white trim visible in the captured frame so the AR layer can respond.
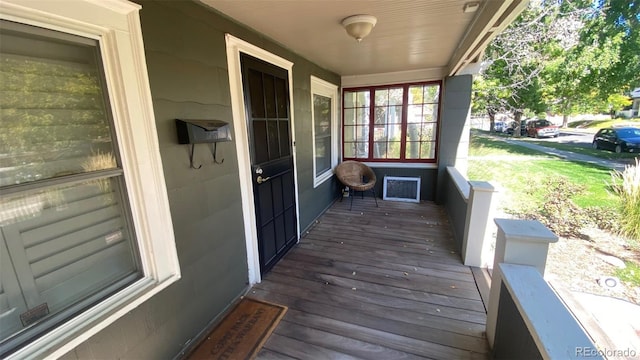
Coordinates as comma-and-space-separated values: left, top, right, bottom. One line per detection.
0, 2, 179, 359
342, 82, 441, 163
310, 76, 339, 187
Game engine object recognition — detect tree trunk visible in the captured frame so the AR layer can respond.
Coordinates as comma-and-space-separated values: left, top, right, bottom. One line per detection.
562, 100, 570, 128
513, 111, 522, 138
488, 108, 496, 132
562, 114, 569, 128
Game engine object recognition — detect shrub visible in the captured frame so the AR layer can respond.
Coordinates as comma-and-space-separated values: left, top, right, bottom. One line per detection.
584, 206, 621, 233
610, 159, 640, 240
519, 176, 589, 238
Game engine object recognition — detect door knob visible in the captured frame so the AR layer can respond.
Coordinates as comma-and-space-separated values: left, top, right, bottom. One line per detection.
257, 175, 271, 184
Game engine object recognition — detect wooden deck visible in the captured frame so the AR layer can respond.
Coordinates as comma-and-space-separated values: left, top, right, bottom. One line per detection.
250, 197, 489, 360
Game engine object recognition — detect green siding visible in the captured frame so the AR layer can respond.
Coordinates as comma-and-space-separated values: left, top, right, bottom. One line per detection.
63, 0, 340, 358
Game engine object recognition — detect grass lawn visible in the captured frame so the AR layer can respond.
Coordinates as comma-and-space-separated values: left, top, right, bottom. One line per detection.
468, 133, 618, 211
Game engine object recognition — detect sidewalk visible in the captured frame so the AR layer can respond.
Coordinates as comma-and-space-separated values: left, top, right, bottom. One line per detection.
500, 137, 628, 172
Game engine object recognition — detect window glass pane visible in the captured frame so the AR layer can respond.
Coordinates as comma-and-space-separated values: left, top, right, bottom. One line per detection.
420, 122, 437, 141
373, 142, 387, 158
374, 107, 388, 124
373, 141, 401, 159
0, 178, 140, 343
264, 75, 276, 118
355, 108, 368, 125
248, 69, 265, 118
407, 104, 423, 123
373, 124, 401, 141
314, 136, 331, 176
0, 22, 142, 346
344, 90, 369, 108
344, 108, 356, 126
278, 120, 290, 157
1, 26, 116, 187
405, 141, 421, 159
424, 85, 439, 103
313, 94, 332, 176
388, 141, 401, 158
423, 104, 438, 121
355, 142, 369, 158
344, 126, 356, 142
344, 143, 356, 158
356, 91, 370, 108
389, 88, 403, 105
275, 77, 288, 118
408, 85, 424, 105
406, 141, 436, 159
313, 94, 331, 136
354, 125, 369, 141
374, 89, 388, 106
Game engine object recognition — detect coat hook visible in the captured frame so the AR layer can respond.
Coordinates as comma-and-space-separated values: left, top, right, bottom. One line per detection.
211, 142, 224, 164
189, 144, 202, 169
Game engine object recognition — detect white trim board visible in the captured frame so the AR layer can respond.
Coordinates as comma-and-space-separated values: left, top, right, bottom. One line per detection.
224, 34, 300, 285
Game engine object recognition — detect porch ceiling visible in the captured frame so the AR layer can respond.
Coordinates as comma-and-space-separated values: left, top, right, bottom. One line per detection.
199, 0, 528, 77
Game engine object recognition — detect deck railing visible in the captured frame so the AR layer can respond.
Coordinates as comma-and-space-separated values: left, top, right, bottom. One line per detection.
444, 166, 496, 267
486, 219, 603, 360
442, 167, 602, 359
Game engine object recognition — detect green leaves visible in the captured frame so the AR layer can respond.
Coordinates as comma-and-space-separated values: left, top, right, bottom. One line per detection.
474, 0, 639, 120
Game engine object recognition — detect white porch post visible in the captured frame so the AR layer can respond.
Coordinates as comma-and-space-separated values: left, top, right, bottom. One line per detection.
486, 219, 558, 347
462, 181, 496, 267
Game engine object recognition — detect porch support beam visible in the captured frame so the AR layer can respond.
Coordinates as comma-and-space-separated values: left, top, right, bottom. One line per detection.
436, 75, 472, 204
447, 0, 529, 76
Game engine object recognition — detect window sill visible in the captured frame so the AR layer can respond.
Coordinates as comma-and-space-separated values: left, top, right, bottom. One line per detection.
360, 162, 438, 169
7, 274, 180, 360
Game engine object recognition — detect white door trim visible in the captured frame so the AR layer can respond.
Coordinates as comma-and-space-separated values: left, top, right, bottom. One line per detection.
224, 34, 299, 285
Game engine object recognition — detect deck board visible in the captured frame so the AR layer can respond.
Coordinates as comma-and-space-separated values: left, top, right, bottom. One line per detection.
252, 198, 488, 360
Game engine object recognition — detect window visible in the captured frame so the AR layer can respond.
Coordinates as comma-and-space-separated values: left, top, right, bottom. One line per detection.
0, 2, 179, 359
343, 82, 441, 162
310, 76, 338, 187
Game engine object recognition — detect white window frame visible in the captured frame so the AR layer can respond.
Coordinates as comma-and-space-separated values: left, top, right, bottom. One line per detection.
0, 1, 180, 359
310, 76, 339, 187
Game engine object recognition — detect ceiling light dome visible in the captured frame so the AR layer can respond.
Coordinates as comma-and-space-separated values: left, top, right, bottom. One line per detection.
341, 15, 377, 42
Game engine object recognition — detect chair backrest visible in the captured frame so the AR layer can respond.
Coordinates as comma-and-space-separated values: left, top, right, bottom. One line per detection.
335, 161, 376, 186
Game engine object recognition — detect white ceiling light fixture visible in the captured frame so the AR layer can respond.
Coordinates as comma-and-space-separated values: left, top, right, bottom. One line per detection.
341, 14, 377, 42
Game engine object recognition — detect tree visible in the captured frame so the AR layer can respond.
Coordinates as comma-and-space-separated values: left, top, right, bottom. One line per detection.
473, 0, 586, 128
473, 0, 639, 125
580, 0, 640, 99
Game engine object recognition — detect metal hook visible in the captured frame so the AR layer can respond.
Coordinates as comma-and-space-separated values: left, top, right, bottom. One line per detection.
211, 142, 224, 164
189, 144, 202, 169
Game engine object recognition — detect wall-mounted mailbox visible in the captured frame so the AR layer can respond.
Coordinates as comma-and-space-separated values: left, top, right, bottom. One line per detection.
176, 119, 232, 144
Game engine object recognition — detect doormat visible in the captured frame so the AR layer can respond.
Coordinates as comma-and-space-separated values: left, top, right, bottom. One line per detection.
186, 297, 287, 360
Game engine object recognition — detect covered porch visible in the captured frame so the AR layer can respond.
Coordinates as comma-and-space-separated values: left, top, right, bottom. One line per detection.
250, 198, 488, 359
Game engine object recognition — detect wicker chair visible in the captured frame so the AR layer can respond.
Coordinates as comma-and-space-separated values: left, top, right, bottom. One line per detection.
335, 160, 379, 210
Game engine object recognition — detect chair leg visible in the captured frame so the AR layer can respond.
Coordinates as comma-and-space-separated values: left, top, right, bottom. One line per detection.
371, 189, 379, 207
349, 189, 354, 210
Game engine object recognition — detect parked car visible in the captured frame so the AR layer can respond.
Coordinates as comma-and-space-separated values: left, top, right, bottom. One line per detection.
592, 127, 640, 153
494, 121, 507, 133
526, 119, 559, 138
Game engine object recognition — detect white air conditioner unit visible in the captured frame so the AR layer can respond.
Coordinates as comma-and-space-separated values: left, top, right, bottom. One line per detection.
383, 176, 421, 203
